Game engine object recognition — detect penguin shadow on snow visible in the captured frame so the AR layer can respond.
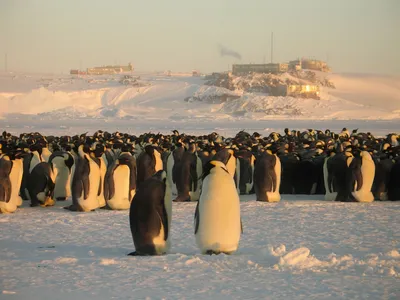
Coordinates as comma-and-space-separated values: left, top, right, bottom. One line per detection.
2, 239, 134, 264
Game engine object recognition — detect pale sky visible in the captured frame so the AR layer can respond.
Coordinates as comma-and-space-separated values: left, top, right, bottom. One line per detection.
1, 0, 399, 74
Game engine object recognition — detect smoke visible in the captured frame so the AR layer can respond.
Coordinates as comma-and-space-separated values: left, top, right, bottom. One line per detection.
218, 44, 242, 60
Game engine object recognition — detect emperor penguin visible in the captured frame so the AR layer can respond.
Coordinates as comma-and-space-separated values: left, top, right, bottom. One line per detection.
101, 144, 115, 169
347, 150, 375, 202
194, 160, 241, 255
92, 143, 107, 208
213, 148, 240, 192
253, 151, 281, 202
49, 151, 74, 201
166, 143, 185, 196
104, 152, 137, 210
235, 150, 256, 195
0, 153, 24, 213
323, 151, 337, 200
173, 143, 203, 202
20, 146, 43, 200
372, 158, 393, 201
136, 145, 163, 187
325, 149, 353, 202
388, 159, 400, 201
27, 162, 56, 207
66, 145, 101, 212
39, 140, 52, 162
128, 170, 172, 256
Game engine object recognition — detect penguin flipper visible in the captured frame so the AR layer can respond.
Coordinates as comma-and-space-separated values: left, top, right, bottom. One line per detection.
190, 157, 198, 192
4, 180, 11, 204
194, 201, 200, 234
105, 164, 117, 200
82, 174, 90, 200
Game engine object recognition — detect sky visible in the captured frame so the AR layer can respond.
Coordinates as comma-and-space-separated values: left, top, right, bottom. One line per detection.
1, 0, 399, 75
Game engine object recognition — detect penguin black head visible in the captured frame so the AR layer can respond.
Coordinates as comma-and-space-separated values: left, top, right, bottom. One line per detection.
153, 170, 167, 183
202, 160, 228, 180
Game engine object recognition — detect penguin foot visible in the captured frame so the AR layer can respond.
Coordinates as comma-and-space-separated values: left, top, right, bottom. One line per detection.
64, 204, 84, 212
99, 205, 112, 210
127, 251, 139, 256
0, 207, 11, 214
205, 250, 221, 255
173, 198, 191, 202
56, 197, 66, 201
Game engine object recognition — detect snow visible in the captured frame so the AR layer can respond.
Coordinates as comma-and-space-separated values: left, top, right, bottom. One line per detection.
0, 71, 399, 137
1, 70, 400, 299
0, 196, 399, 299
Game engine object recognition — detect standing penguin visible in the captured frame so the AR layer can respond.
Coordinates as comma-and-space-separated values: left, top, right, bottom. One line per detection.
173, 143, 203, 202
253, 152, 281, 202
20, 146, 43, 200
235, 150, 255, 195
323, 151, 337, 201
387, 159, 400, 201
27, 162, 56, 207
128, 170, 172, 256
324, 149, 353, 202
136, 145, 163, 187
166, 143, 185, 196
347, 151, 375, 202
104, 152, 137, 210
66, 145, 101, 212
92, 143, 107, 208
49, 151, 74, 201
195, 160, 241, 255
0, 154, 24, 213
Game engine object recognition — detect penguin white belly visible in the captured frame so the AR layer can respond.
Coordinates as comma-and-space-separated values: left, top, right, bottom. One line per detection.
166, 153, 177, 196
0, 162, 22, 213
196, 168, 241, 254
154, 150, 163, 173
52, 157, 70, 200
0, 194, 17, 213
70, 163, 76, 194
152, 214, 167, 255
29, 153, 41, 173
244, 155, 255, 195
78, 159, 100, 212
267, 154, 281, 202
225, 155, 236, 178
352, 152, 375, 202
13, 159, 24, 207
41, 148, 52, 162
97, 160, 106, 208
323, 157, 336, 201
164, 179, 172, 251
107, 165, 130, 210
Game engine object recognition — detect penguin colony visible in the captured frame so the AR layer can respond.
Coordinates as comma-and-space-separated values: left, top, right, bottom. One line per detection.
0, 128, 399, 255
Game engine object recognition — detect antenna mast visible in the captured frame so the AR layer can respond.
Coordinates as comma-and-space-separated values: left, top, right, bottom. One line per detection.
270, 32, 274, 63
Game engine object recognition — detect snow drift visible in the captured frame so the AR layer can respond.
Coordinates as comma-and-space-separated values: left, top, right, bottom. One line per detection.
1, 72, 400, 122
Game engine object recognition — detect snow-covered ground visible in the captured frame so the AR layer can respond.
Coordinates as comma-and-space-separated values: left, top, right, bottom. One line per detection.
0, 71, 399, 138
1, 196, 399, 300
1, 71, 400, 299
